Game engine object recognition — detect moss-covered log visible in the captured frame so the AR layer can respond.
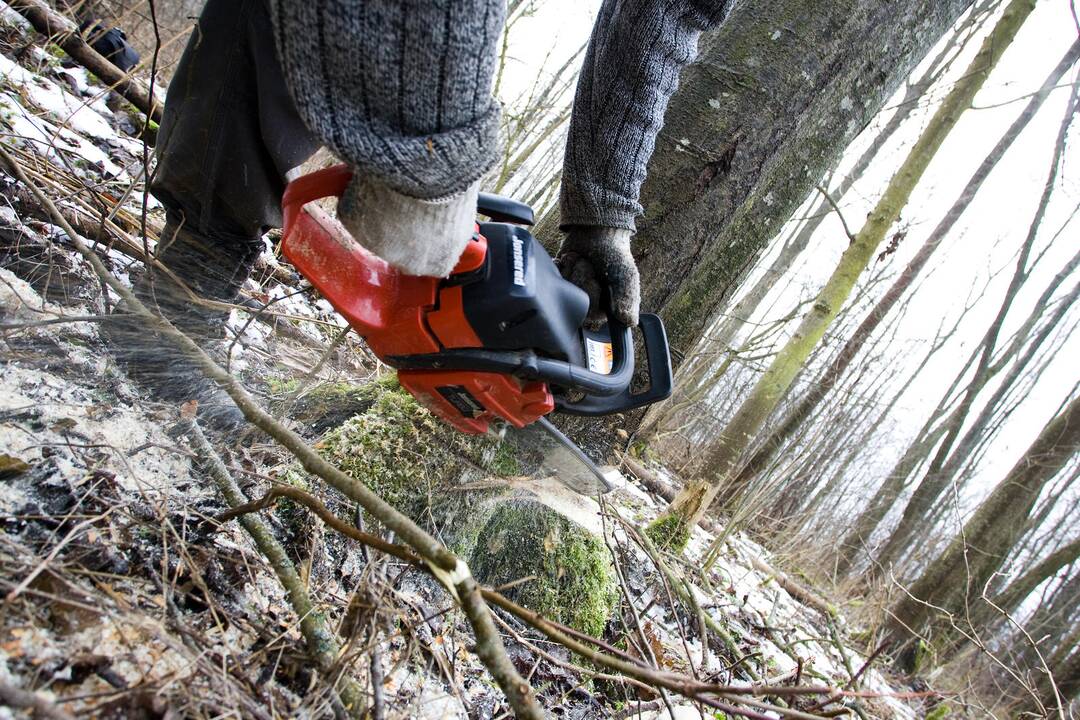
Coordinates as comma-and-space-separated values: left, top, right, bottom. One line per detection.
289, 381, 618, 634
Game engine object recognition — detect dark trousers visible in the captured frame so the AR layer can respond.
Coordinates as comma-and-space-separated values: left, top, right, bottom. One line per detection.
150, 0, 320, 254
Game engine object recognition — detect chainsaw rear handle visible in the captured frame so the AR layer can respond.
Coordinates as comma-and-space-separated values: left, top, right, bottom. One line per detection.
283, 165, 515, 278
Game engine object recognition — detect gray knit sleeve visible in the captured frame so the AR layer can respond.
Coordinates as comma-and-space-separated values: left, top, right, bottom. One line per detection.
268, 0, 504, 200
560, 0, 734, 231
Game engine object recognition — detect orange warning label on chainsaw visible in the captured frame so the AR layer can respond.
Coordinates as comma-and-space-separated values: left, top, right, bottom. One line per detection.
585, 338, 613, 375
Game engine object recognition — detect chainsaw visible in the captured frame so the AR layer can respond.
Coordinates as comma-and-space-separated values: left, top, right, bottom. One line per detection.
279, 165, 672, 491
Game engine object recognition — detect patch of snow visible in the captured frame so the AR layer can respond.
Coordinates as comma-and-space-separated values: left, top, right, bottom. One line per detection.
0, 5, 30, 29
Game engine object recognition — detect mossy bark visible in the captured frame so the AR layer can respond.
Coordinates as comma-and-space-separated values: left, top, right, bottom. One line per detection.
651, 0, 1035, 540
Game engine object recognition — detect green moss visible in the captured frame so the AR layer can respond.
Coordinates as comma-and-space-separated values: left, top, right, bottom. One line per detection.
912, 637, 934, 674
272, 468, 314, 552
320, 388, 446, 513
42, 44, 64, 67
628, 441, 660, 464
273, 374, 400, 433
925, 703, 949, 720
303, 381, 617, 635
470, 501, 617, 636
644, 513, 691, 553
267, 376, 299, 395
487, 441, 523, 476
315, 382, 519, 518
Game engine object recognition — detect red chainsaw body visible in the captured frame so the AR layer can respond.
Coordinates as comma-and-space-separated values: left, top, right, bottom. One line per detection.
280, 165, 553, 434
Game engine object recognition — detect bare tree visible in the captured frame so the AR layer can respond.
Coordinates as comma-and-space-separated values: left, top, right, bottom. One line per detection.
884, 393, 1080, 671
646, 0, 1037, 549
732, 40, 1080, 523
869, 73, 1080, 578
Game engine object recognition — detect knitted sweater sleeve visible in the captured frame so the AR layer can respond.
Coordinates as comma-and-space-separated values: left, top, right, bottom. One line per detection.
560, 0, 735, 232
268, 0, 504, 201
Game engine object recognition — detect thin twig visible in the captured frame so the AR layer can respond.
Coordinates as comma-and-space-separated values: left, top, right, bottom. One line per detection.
0, 678, 75, 720
814, 184, 857, 244
180, 413, 365, 717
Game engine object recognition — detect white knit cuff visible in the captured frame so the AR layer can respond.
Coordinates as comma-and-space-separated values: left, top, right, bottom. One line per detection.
337, 175, 480, 278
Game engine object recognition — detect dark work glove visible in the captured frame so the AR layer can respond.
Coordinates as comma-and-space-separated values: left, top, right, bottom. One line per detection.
556, 226, 640, 328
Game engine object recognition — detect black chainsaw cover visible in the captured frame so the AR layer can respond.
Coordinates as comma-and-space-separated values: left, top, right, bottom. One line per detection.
462, 223, 590, 365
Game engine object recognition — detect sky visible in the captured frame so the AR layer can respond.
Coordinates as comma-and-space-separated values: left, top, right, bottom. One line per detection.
496, 0, 1080, 513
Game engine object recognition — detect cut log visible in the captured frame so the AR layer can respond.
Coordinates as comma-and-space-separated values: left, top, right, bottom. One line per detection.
4, 0, 162, 124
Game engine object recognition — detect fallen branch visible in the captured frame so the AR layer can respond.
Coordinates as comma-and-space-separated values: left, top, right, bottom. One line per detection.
223, 484, 851, 719
748, 555, 836, 618
4, 0, 162, 123
180, 412, 365, 716
0, 143, 544, 720
620, 510, 763, 683
620, 460, 837, 625
0, 678, 74, 720
8, 179, 297, 288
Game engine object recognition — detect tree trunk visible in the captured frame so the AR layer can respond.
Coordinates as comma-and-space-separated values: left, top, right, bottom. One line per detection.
1017, 569, 1080, 676
1030, 623, 1080, 715
728, 39, 1080, 504
646, 0, 1037, 548
994, 538, 1080, 622
884, 393, 1080, 668
631, 0, 975, 367
931, 537, 1080, 663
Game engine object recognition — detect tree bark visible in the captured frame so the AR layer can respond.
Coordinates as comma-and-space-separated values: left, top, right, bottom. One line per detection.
1036, 635, 1080, 714
1017, 569, 1080, 674
648, 0, 1037, 545
993, 538, 1080, 622
631, 0, 975, 367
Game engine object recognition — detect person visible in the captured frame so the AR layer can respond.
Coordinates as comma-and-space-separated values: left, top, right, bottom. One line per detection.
112, 0, 732, 427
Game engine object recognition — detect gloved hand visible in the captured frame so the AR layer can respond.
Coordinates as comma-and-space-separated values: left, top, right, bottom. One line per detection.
556, 226, 640, 328
338, 173, 481, 278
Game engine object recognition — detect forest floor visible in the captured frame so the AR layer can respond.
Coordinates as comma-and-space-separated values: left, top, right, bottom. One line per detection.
0, 11, 929, 719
